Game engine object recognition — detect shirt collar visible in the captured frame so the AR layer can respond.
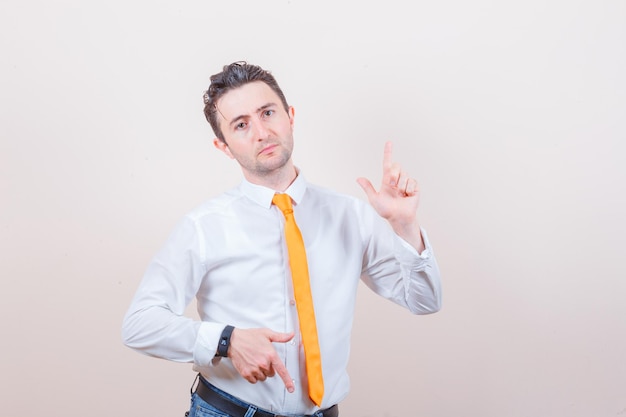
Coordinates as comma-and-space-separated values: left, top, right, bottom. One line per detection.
238, 169, 308, 209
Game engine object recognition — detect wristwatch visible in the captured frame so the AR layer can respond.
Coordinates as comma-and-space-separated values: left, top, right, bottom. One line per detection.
216, 325, 235, 357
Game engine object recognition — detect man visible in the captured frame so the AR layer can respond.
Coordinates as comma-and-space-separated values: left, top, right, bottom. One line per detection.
122, 61, 442, 417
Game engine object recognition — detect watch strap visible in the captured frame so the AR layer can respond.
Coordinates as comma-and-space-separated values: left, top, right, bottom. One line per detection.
216, 325, 234, 357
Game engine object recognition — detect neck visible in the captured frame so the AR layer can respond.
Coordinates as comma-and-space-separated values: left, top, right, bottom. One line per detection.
243, 163, 298, 192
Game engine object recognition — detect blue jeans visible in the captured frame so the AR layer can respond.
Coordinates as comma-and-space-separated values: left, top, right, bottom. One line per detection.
186, 382, 328, 417
187, 391, 258, 417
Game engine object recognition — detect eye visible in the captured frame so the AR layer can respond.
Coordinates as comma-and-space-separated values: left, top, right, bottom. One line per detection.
235, 121, 247, 130
262, 109, 274, 118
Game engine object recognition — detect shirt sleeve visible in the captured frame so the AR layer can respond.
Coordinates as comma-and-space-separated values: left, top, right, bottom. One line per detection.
359, 203, 443, 314
121, 216, 225, 366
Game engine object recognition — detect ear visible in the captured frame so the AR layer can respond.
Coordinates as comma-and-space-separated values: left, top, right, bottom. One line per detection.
288, 106, 295, 131
213, 138, 234, 159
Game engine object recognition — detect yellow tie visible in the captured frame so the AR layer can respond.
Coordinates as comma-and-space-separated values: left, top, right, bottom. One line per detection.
272, 193, 324, 406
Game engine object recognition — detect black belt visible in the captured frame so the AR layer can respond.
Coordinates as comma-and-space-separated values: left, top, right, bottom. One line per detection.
195, 377, 339, 417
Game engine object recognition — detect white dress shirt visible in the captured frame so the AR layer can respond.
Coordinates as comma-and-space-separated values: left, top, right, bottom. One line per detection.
122, 173, 442, 414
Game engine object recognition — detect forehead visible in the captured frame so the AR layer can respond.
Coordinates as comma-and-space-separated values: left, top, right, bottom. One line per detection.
216, 81, 281, 119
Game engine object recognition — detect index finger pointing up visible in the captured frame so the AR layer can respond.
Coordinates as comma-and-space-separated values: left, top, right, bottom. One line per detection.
383, 141, 393, 172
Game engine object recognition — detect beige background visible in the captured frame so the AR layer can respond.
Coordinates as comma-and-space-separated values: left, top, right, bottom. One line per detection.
1, 0, 625, 416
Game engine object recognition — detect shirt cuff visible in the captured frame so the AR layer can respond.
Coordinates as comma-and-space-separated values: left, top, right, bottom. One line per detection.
193, 322, 228, 367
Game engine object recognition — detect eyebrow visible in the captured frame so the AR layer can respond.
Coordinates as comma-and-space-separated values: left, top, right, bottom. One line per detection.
228, 102, 277, 127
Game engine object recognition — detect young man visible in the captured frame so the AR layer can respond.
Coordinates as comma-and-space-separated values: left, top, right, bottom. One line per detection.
122, 61, 442, 417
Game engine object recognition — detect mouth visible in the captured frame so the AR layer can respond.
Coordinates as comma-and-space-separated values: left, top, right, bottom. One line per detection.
258, 144, 278, 156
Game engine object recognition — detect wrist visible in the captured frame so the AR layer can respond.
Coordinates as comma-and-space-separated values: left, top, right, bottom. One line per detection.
392, 222, 424, 253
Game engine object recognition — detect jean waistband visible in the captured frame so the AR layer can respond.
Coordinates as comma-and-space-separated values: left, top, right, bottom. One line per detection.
194, 375, 338, 417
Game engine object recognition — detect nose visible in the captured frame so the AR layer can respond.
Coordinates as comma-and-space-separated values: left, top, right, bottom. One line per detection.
252, 119, 270, 141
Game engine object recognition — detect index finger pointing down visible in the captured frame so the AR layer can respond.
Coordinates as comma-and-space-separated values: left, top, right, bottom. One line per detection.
272, 358, 295, 393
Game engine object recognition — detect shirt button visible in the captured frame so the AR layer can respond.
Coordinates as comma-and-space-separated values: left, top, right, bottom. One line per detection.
289, 300, 296, 306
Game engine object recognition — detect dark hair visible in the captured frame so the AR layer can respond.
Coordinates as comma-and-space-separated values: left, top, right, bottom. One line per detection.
203, 61, 289, 142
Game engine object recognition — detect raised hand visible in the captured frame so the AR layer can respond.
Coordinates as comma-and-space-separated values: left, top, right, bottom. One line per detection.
357, 141, 424, 252
228, 327, 295, 392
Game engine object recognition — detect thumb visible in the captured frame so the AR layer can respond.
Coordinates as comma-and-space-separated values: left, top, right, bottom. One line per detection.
268, 331, 295, 344
356, 177, 377, 200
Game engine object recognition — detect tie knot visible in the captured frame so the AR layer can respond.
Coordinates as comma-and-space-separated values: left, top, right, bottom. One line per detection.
272, 193, 293, 214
